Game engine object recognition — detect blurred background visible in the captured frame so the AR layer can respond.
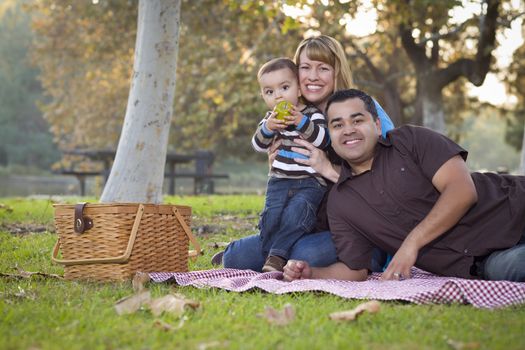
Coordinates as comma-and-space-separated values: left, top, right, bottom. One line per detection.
0, 0, 524, 196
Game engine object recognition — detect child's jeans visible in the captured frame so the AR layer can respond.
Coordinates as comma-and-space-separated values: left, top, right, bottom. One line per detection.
259, 177, 326, 259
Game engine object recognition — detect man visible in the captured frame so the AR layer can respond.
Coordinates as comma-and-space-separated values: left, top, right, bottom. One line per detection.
283, 89, 525, 282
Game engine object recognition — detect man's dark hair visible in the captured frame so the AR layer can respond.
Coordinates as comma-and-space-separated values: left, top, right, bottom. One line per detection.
325, 89, 378, 120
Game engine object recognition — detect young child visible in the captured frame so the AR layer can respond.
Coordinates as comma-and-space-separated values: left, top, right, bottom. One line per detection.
252, 57, 330, 272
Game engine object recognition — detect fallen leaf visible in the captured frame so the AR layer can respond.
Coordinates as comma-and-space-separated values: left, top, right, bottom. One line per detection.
114, 291, 151, 315
329, 300, 381, 322
132, 272, 150, 292
153, 319, 183, 332
446, 339, 481, 350
0, 270, 63, 280
149, 294, 200, 317
13, 286, 36, 300
262, 303, 295, 326
0, 203, 13, 212
197, 341, 229, 350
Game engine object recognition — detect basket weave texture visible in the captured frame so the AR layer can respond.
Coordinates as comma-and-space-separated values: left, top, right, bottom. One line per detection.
52, 203, 194, 281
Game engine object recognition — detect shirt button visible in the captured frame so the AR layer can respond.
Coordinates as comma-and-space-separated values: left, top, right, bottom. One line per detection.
379, 190, 384, 195
464, 249, 469, 254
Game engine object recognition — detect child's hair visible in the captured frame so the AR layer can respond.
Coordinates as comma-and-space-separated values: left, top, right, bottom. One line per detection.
257, 57, 298, 82
293, 35, 353, 91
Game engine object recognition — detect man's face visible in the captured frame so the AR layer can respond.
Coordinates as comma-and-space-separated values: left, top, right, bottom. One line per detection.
259, 68, 301, 109
327, 98, 382, 173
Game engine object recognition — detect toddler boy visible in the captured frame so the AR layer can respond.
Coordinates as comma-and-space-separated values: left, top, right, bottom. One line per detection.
252, 57, 330, 272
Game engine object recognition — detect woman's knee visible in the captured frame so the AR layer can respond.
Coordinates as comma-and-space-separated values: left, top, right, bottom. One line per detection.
223, 235, 265, 271
289, 231, 337, 267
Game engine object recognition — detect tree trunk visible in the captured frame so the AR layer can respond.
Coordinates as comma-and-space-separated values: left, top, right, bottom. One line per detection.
382, 87, 403, 126
519, 121, 525, 175
100, 0, 181, 204
421, 93, 446, 134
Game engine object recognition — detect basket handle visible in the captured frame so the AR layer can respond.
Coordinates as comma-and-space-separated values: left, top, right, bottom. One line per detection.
51, 204, 145, 265
172, 206, 201, 257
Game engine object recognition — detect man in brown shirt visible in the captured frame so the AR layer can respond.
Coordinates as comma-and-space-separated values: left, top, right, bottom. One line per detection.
283, 89, 525, 282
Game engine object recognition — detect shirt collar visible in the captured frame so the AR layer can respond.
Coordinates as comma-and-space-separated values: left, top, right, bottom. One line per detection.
336, 135, 393, 185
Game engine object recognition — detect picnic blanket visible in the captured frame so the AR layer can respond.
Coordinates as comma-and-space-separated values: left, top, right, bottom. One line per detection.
149, 268, 525, 309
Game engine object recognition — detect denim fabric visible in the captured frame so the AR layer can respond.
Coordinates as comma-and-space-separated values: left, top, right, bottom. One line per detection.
223, 230, 388, 273
480, 228, 525, 282
259, 177, 326, 259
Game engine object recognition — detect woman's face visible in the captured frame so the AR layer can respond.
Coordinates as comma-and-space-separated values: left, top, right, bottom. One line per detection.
297, 50, 335, 110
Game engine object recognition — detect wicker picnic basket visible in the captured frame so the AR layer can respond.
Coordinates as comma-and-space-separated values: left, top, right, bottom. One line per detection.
51, 203, 201, 281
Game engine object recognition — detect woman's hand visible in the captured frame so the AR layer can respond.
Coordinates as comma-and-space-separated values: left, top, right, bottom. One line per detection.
292, 139, 340, 183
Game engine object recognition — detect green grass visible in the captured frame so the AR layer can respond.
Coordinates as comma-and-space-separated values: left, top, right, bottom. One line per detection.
1, 196, 524, 350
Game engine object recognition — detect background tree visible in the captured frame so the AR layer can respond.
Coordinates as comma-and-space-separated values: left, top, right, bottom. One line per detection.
0, 1, 58, 169
29, 0, 136, 154
170, 1, 305, 158
505, 41, 525, 173
100, 0, 181, 203
27, 0, 524, 172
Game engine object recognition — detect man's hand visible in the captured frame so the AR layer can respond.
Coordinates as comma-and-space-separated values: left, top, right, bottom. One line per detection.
283, 260, 312, 281
381, 155, 478, 281
380, 241, 418, 280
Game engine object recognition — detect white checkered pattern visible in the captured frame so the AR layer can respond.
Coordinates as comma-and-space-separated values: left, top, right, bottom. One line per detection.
149, 268, 525, 309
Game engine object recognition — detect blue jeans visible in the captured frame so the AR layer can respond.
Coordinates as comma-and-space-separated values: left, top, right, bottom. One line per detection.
223, 230, 387, 273
480, 229, 525, 282
259, 177, 325, 259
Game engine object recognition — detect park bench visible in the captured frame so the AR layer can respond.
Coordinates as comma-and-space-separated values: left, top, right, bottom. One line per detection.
55, 149, 229, 196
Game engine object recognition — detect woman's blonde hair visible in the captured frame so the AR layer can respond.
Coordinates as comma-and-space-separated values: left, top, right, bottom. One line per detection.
293, 35, 353, 91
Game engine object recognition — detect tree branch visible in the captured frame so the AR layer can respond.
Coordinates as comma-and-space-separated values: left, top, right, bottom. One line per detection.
434, 0, 500, 89
400, 24, 428, 72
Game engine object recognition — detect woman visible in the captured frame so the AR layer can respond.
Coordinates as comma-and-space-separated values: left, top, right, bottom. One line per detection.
214, 35, 394, 271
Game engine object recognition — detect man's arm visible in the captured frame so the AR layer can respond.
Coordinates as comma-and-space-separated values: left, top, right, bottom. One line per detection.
283, 260, 368, 281
382, 155, 478, 280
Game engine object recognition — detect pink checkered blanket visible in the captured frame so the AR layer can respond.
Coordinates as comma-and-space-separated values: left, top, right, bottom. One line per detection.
149, 268, 525, 309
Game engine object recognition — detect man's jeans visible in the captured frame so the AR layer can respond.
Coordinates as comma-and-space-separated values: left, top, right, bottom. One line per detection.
223, 231, 387, 273
259, 177, 325, 259
480, 229, 525, 282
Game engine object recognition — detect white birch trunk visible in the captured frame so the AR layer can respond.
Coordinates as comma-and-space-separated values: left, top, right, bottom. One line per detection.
100, 0, 181, 204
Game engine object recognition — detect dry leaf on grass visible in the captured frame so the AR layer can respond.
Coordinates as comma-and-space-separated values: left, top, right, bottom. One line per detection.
329, 300, 381, 322
197, 341, 229, 350
114, 291, 151, 315
149, 294, 200, 317
446, 339, 480, 350
0, 269, 63, 280
132, 272, 150, 292
0, 203, 13, 212
262, 303, 295, 326
153, 318, 187, 332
